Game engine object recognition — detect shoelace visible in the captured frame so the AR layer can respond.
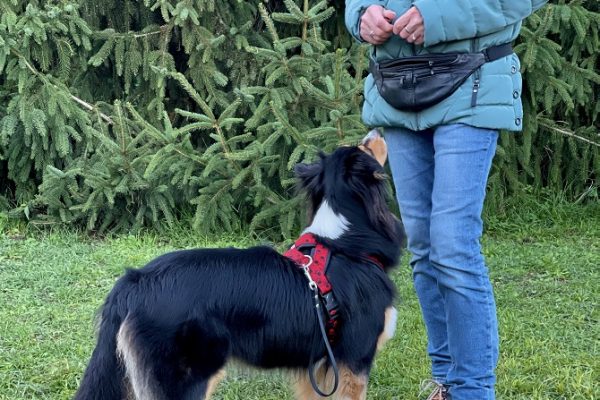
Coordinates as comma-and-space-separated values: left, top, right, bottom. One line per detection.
419, 379, 448, 400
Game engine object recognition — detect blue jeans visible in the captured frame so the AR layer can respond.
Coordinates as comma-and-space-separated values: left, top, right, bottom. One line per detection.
385, 124, 499, 400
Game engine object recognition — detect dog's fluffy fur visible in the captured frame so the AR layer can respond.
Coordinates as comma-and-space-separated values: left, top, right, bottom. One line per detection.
74, 134, 405, 400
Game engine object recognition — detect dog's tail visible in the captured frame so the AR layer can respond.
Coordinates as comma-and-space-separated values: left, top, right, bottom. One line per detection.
73, 273, 135, 400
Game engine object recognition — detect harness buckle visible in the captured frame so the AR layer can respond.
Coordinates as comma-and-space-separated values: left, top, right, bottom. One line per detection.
322, 292, 337, 312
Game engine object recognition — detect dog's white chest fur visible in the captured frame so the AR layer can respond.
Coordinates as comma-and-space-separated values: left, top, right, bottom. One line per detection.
384, 306, 398, 339
303, 200, 349, 239
377, 306, 398, 351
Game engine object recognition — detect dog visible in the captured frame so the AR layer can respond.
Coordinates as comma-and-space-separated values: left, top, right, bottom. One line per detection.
73, 130, 405, 400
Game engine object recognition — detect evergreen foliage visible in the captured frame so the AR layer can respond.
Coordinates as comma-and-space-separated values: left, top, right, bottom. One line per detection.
488, 0, 600, 210
0, 0, 598, 238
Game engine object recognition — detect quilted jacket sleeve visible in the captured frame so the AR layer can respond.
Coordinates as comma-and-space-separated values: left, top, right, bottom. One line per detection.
345, 0, 388, 42
413, 0, 550, 47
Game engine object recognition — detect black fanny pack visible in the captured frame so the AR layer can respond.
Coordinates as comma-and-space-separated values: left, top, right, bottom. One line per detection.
369, 43, 513, 112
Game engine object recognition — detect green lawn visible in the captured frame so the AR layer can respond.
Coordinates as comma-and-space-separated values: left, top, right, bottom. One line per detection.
0, 204, 598, 400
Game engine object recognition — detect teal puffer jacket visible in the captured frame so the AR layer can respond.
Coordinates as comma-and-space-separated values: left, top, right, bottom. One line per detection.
345, 0, 548, 131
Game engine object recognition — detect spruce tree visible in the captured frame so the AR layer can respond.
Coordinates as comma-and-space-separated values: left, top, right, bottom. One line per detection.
0, 0, 598, 238
489, 0, 600, 209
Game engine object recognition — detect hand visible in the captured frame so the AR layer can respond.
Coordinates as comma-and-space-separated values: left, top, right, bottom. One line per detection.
393, 7, 424, 45
360, 5, 396, 45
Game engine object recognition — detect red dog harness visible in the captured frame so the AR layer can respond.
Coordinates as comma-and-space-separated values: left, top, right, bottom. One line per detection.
284, 233, 385, 343
284, 233, 386, 396
284, 233, 339, 342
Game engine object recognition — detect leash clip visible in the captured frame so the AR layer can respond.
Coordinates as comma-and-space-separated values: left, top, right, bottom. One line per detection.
301, 255, 318, 292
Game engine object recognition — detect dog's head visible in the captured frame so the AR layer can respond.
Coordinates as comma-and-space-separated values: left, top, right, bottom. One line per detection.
294, 130, 404, 268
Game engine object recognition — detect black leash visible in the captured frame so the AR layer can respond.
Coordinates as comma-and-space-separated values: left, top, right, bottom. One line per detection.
307, 277, 340, 396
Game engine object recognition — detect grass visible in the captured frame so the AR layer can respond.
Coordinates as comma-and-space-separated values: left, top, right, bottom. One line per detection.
0, 200, 598, 400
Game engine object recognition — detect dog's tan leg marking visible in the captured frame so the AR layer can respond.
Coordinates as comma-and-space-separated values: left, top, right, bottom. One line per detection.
116, 317, 161, 400
293, 374, 322, 400
293, 360, 330, 400
333, 367, 368, 400
293, 364, 368, 400
377, 306, 398, 351
205, 368, 226, 399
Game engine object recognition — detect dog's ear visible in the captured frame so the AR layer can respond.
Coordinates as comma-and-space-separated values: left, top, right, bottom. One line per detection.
346, 151, 387, 183
294, 160, 323, 192
359, 129, 387, 167
295, 160, 324, 222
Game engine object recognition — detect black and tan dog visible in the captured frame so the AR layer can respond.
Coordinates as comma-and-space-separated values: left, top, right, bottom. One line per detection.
74, 130, 405, 400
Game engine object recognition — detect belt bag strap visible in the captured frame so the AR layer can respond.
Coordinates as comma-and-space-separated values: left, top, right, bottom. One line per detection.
369, 43, 513, 112
482, 43, 514, 62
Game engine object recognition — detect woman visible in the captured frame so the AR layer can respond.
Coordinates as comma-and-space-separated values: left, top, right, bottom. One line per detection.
344, 1, 548, 399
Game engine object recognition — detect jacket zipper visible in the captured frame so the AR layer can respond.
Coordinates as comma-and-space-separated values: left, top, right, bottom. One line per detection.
471, 37, 480, 107
471, 68, 481, 107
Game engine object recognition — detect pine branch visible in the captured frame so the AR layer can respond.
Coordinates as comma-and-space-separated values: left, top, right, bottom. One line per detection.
540, 121, 600, 148
12, 48, 114, 124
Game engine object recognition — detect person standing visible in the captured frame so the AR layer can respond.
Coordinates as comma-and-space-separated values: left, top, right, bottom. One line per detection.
344, 1, 548, 399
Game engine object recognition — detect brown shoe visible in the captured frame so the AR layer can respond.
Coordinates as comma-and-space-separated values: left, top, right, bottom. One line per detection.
419, 380, 448, 400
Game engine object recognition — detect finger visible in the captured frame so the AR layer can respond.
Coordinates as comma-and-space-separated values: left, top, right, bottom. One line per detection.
370, 31, 392, 44
406, 27, 424, 43
414, 34, 425, 45
404, 17, 423, 35
393, 7, 419, 35
406, 32, 421, 44
399, 18, 422, 39
371, 37, 387, 45
376, 18, 394, 33
392, 13, 410, 35
360, 23, 391, 43
411, 27, 424, 39
382, 9, 396, 23
360, 22, 375, 41
363, 20, 393, 38
363, 31, 387, 45
373, 8, 395, 33
362, 6, 393, 35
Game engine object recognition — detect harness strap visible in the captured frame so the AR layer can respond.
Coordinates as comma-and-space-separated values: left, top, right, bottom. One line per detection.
366, 255, 385, 270
284, 233, 385, 344
284, 234, 337, 343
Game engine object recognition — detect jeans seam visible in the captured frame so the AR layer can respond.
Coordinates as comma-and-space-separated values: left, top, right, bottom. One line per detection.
469, 131, 497, 399
452, 129, 496, 399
